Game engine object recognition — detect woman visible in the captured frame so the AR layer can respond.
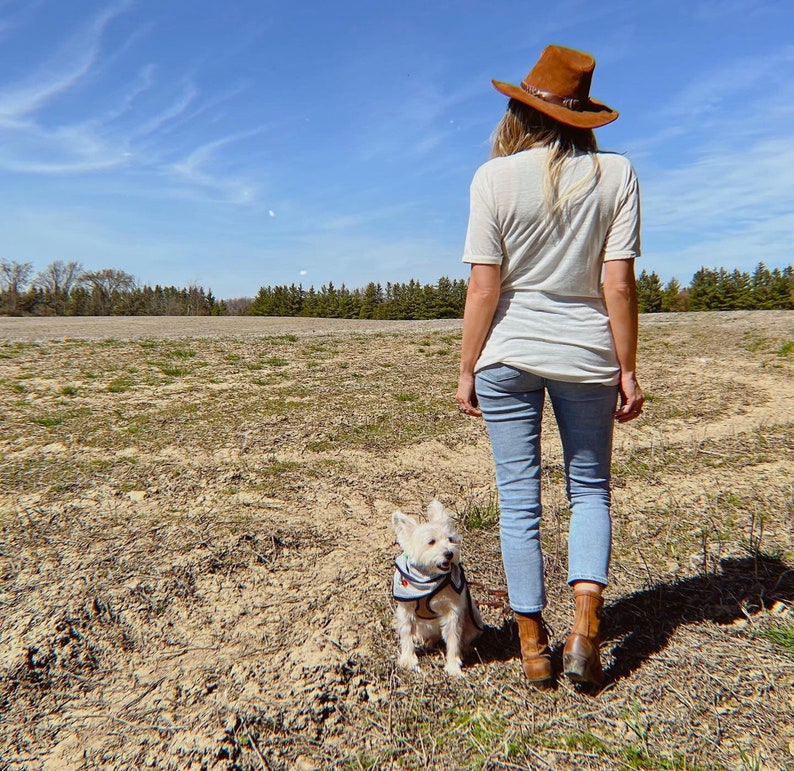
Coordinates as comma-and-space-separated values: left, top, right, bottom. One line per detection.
455, 45, 644, 687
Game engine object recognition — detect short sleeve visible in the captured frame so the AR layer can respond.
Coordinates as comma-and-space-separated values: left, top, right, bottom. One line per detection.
602, 163, 641, 261
462, 166, 505, 265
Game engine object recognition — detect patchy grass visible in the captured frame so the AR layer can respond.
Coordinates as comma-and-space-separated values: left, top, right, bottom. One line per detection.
761, 622, 794, 654
776, 339, 794, 357
107, 376, 132, 392
457, 492, 500, 532
0, 312, 792, 771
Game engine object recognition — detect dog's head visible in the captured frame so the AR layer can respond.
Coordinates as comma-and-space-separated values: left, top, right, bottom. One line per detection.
392, 499, 461, 575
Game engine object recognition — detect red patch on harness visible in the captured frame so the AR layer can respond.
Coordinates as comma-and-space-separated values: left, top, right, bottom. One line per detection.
401, 578, 409, 587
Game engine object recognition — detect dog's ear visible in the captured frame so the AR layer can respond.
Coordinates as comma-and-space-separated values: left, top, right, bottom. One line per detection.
392, 510, 417, 550
426, 499, 449, 524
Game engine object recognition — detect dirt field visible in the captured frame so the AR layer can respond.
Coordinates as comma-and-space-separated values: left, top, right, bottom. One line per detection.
1, 311, 792, 770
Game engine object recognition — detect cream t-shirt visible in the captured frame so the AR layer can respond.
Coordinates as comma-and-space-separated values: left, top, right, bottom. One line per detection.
462, 147, 641, 385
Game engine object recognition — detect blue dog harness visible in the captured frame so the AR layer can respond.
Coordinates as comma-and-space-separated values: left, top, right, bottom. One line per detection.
392, 555, 482, 628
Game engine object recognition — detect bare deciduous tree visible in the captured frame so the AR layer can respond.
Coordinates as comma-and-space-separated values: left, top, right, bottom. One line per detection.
0, 259, 34, 314
225, 297, 253, 315
34, 260, 83, 314
80, 268, 137, 314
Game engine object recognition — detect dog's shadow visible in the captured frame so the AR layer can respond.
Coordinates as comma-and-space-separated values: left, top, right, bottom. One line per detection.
469, 554, 794, 685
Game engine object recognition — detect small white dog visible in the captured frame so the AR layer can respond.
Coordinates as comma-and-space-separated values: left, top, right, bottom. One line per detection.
392, 499, 483, 677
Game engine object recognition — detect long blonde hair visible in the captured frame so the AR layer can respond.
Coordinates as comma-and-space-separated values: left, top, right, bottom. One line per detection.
491, 99, 599, 219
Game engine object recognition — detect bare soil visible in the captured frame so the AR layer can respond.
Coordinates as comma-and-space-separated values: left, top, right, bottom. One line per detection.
1, 311, 793, 770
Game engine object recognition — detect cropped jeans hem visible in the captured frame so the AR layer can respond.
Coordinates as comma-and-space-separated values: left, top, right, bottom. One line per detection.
510, 602, 547, 615
568, 574, 609, 587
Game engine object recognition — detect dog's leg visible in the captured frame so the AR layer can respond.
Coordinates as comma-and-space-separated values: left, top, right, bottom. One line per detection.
395, 605, 420, 671
463, 593, 484, 647
441, 611, 464, 677
463, 614, 483, 648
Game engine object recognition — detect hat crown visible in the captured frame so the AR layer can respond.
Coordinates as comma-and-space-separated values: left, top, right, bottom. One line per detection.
490, 44, 618, 128
523, 45, 595, 104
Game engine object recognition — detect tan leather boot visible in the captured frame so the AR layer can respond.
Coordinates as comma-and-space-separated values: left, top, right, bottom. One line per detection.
563, 590, 604, 685
515, 613, 553, 685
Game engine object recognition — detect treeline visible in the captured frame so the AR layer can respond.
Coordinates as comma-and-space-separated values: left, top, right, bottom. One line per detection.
0, 260, 224, 316
251, 264, 794, 318
249, 277, 467, 319
637, 263, 793, 313
2, 258, 792, 318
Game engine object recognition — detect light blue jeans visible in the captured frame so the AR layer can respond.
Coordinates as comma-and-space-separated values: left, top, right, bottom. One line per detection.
475, 364, 618, 614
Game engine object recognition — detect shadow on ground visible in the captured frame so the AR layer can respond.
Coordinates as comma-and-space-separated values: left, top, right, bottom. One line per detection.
601, 554, 793, 682
470, 555, 794, 683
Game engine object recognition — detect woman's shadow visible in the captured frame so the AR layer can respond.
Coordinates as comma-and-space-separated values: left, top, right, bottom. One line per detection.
471, 553, 794, 684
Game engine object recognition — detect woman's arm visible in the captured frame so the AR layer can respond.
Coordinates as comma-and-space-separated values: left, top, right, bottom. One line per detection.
603, 258, 644, 423
455, 263, 502, 417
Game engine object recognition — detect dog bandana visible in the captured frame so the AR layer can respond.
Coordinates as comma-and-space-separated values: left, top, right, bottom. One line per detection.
392, 555, 482, 627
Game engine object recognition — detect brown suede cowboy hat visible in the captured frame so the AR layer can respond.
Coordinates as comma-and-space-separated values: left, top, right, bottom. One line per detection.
492, 45, 618, 129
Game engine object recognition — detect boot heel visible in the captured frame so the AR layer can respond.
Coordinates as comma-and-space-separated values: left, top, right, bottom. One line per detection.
563, 653, 590, 682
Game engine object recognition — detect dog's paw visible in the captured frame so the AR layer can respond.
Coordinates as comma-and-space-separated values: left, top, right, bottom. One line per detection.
444, 662, 465, 678
398, 653, 420, 671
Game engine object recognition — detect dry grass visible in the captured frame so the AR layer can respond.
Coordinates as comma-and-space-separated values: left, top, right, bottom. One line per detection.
1, 311, 793, 770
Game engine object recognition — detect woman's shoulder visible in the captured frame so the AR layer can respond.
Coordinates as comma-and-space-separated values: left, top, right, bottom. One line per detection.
472, 149, 545, 180
595, 150, 637, 175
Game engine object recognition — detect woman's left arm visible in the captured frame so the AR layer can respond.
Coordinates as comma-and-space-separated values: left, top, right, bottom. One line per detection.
603, 257, 645, 423
456, 263, 502, 417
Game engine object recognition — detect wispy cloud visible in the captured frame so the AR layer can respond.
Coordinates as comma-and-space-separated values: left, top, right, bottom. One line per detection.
0, 129, 128, 174
634, 43, 794, 278
0, 3, 269, 204
319, 202, 417, 232
694, 0, 780, 22
663, 47, 794, 124
629, 46, 794, 161
131, 82, 199, 140
645, 211, 794, 281
0, 2, 130, 121
169, 128, 269, 204
644, 137, 794, 231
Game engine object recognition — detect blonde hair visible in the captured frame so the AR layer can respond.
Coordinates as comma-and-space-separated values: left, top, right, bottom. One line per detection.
491, 99, 600, 219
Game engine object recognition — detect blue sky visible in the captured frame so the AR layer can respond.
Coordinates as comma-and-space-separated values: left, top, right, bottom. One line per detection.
0, 0, 792, 299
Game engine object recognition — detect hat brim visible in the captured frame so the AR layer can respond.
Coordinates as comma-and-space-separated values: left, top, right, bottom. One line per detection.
491, 79, 618, 129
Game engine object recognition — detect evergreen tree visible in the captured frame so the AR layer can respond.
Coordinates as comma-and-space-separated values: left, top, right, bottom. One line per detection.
359, 282, 381, 319
728, 269, 754, 310
767, 267, 792, 309
322, 282, 338, 317
661, 277, 686, 312
250, 286, 274, 316
751, 263, 774, 309
636, 270, 664, 313
301, 287, 320, 317
688, 267, 720, 311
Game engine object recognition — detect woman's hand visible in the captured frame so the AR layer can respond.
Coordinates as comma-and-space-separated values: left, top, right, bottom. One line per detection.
614, 371, 645, 423
456, 372, 482, 417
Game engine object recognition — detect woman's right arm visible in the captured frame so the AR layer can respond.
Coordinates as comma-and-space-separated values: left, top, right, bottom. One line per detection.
603, 258, 644, 423
456, 263, 501, 417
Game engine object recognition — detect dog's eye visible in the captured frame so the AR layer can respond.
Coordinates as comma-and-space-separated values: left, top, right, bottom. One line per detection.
428, 539, 436, 546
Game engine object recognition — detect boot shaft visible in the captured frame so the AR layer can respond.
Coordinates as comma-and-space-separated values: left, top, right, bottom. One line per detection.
570, 591, 603, 639
514, 613, 552, 684
514, 613, 549, 657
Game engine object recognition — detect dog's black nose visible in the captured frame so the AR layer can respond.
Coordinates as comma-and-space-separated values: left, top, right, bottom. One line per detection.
444, 550, 454, 560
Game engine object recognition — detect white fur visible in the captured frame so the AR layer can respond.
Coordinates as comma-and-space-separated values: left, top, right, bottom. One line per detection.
392, 499, 483, 677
